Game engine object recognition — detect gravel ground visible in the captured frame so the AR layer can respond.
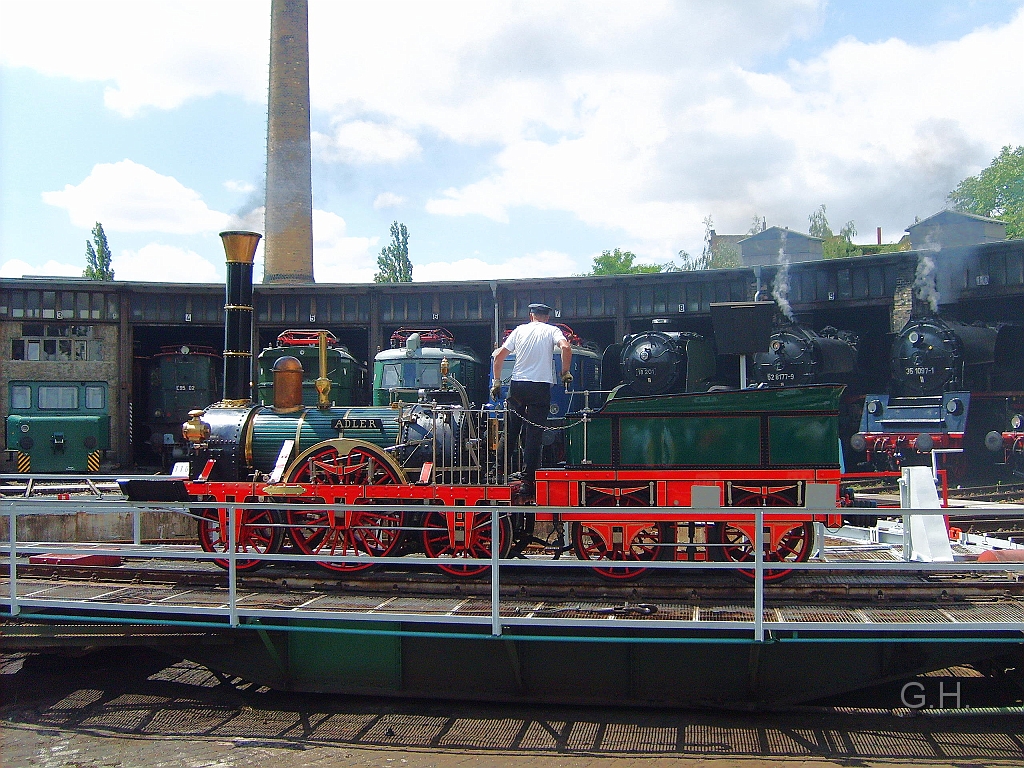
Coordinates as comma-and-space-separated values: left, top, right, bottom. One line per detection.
3, 648, 1024, 768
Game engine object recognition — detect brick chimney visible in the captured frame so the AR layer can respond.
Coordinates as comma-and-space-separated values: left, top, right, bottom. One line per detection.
264, 0, 314, 284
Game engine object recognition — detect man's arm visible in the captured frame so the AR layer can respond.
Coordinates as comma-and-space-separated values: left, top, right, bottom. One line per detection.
493, 347, 511, 384
558, 339, 572, 376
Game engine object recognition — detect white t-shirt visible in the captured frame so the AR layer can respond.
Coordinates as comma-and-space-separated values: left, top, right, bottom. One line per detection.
501, 321, 567, 385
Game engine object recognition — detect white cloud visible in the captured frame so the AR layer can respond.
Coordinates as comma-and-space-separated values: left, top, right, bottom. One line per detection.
414, 250, 583, 282
0, 0, 269, 116
224, 180, 256, 193
42, 160, 231, 234
312, 121, 421, 164
6, 1, 1024, 262
373, 192, 407, 210
0, 258, 82, 278
312, 209, 378, 282
111, 243, 223, 282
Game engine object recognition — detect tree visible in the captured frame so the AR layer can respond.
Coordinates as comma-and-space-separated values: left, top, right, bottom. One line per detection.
807, 204, 833, 239
747, 214, 767, 235
83, 222, 114, 280
808, 205, 862, 260
374, 221, 412, 283
676, 215, 741, 271
948, 145, 1024, 239
586, 248, 662, 275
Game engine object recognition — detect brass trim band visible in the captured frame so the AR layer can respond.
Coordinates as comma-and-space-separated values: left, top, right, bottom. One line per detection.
222, 351, 252, 357
224, 304, 254, 311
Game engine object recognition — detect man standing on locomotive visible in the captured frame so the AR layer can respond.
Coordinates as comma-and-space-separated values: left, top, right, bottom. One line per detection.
491, 303, 573, 499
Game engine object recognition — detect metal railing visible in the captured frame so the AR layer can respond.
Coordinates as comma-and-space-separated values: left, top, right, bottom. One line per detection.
3, 497, 1024, 643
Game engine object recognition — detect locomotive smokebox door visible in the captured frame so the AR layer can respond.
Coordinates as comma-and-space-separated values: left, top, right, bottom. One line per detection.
710, 302, 776, 355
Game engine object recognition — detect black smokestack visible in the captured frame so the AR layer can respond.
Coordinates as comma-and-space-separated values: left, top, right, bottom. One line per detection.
220, 231, 261, 401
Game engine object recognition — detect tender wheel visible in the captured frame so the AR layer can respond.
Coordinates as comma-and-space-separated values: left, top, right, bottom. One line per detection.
572, 521, 674, 580
284, 440, 407, 572
422, 509, 512, 577
709, 521, 814, 583
197, 505, 283, 571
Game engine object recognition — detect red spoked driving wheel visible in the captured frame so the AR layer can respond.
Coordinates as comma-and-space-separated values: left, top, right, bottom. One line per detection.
709, 521, 814, 583
284, 440, 406, 572
572, 521, 674, 580
422, 509, 511, 577
197, 504, 283, 571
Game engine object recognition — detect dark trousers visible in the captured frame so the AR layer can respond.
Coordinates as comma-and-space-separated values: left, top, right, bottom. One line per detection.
507, 380, 551, 486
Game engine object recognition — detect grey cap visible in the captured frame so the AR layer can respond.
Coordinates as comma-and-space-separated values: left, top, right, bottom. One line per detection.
528, 302, 552, 314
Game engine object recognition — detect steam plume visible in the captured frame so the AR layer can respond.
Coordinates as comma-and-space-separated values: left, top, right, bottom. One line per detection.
772, 231, 794, 322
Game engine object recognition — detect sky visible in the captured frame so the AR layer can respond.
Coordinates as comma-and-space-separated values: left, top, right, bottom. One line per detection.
1, 0, 1023, 284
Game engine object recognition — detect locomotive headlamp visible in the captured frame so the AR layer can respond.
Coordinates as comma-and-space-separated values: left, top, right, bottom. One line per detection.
19, 423, 29, 433
182, 409, 211, 443
866, 399, 882, 415
946, 398, 963, 415
1012, 414, 1023, 430
908, 331, 922, 344
770, 340, 783, 353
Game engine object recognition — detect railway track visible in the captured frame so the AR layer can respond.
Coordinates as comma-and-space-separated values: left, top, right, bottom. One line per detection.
4, 557, 1022, 605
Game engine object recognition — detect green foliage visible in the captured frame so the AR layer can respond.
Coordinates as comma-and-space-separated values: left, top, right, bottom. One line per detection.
808, 205, 862, 259
374, 221, 412, 283
83, 222, 114, 280
586, 248, 662, 275
807, 204, 833, 239
747, 215, 766, 235
679, 214, 741, 270
948, 145, 1024, 239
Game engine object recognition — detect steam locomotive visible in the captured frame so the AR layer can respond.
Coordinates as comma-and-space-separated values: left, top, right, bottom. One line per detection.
751, 325, 858, 387
127, 231, 844, 585
850, 315, 1024, 477
601, 319, 717, 396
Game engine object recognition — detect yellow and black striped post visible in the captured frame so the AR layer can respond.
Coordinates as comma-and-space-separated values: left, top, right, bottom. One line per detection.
16, 452, 30, 473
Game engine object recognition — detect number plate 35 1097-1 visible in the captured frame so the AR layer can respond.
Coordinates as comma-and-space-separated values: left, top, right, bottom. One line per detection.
332, 418, 384, 430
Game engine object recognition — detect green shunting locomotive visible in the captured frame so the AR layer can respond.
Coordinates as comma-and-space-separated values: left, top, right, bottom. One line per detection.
5, 381, 110, 472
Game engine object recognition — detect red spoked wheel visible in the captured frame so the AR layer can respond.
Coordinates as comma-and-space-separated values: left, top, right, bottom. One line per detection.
571, 483, 674, 580
197, 505, 283, 571
422, 509, 512, 577
572, 521, 675, 580
285, 438, 405, 487
284, 440, 407, 572
709, 521, 814, 583
286, 500, 405, 573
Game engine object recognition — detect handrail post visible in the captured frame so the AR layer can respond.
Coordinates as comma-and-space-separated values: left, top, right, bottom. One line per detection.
132, 506, 141, 546
7, 505, 18, 616
228, 504, 238, 627
754, 507, 764, 642
491, 506, 501, 637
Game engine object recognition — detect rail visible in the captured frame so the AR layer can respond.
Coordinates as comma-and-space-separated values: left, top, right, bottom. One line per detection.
3, 498, 1024, 644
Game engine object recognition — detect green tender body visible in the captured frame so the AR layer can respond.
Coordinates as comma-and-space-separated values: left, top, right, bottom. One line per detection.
257, 345, 361, 407
564, 385, 843, 468
248, 406, 401, 473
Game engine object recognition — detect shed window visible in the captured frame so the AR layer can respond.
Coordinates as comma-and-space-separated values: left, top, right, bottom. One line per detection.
85, 386, 105, 409
10, 385, 31, 410
39, 386, 78, 409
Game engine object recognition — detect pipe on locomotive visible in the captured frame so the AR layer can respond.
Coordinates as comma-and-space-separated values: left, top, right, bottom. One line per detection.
219, 230, 261, 403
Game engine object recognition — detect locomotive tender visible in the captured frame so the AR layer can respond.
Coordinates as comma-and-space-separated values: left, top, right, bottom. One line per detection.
156, 231, 843, 583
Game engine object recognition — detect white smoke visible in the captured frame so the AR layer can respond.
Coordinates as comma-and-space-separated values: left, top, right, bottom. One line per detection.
771, 232, 794, 322
914, 247, 940, 315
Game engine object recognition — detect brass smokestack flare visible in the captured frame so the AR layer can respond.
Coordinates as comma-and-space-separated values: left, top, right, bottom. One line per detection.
220, 230, 261, 402
220, 230, 261, 265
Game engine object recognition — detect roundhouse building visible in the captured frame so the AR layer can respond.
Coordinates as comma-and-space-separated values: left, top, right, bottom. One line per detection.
2, 229, 1022, 471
